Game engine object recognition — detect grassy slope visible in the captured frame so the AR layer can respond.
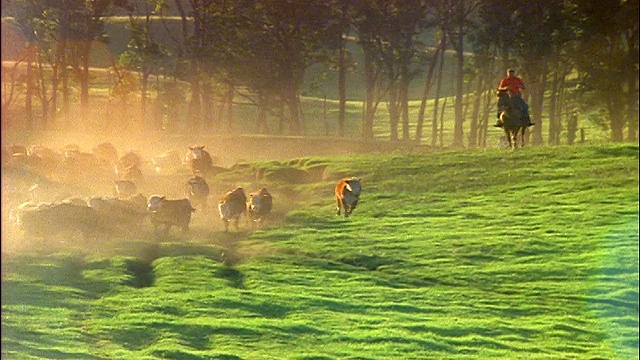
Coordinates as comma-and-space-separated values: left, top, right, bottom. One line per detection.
2, 144, 638, 359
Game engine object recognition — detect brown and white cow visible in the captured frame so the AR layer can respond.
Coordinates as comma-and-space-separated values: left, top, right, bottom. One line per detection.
218, 187, 247, 232
247, 187, 273, 227
335, 177, 361, 218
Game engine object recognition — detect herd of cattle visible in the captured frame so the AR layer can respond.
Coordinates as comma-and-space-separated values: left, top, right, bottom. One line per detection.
2, 142, 362, 242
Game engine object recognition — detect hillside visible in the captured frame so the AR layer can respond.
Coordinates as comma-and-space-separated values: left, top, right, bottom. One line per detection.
2, 144, 638, 359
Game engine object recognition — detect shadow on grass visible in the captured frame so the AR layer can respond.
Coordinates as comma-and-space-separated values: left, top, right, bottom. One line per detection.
1, 334, 102, 360
112, 323, 262, 351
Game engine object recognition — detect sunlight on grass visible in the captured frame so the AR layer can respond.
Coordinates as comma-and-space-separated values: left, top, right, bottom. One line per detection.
2, 144, 638, 359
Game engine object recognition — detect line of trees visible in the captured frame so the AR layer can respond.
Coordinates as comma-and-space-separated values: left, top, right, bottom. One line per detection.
2, 0, 638, 145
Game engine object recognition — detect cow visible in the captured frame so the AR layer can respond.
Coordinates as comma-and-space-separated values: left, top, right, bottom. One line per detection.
185, 175, 210, 210
147, 195, 195, 235
184, 145, 214, 176
218, 187, 247, 232
335, 177, 361, 218
25, 145, 61, 178
115, 180, 137, 198
116, 163, 144, 185
89, 194, 148, 235
116, 151, 144, 183
247, 187, 273, 227
60, 148, 105, 181
14, 201, 105, 241
92, 142, 119, 167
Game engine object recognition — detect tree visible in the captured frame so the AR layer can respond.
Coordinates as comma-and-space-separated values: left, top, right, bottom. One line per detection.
195, 0, 344, 135
433, 0, 480, 148
352, 0, 432, 141
571, 0, 639, 142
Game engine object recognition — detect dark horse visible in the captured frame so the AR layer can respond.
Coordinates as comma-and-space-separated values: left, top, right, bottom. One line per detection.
497, 90, 528, 149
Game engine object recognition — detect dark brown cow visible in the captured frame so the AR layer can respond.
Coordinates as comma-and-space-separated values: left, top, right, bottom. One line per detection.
147, 195, 195, 234
335, 177, 362, 218
247, 187, 273, 227
114, 180, 138, 198
184, 145, 214, 176
185, 176, 210, 210
93, 142, 119, 166
218, 187, 247, 232
116, 151, 143, 182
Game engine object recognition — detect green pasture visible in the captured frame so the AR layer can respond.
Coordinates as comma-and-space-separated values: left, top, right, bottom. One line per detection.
2, 144, 638, 359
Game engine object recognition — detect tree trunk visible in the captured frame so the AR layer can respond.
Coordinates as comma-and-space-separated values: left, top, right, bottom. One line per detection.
452, 24, 465, 148
431, 42, 446, 148
388, 86, 400, 142
25, 45, 35, 131
530, 67, 547, 145
626, 76, 638, 142
415, 43, 441, 145
337, 36, 347, 137
548, 70, 560, 145
362, 48, 376, 140
467, 76, 484, 148
400, 70, 411, 142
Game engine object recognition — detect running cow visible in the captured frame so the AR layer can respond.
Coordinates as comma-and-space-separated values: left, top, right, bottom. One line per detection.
184, 145, 214, 176
147, 195, 196, 235
247, 187, 273, 227
218, 187, 247, 232
185, 175, 210, 210
335, 177, 361, 218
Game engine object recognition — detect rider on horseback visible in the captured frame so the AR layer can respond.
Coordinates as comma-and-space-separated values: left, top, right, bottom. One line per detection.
494, 69, 534, 128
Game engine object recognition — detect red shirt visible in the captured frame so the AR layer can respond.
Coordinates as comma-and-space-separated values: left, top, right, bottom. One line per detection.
499, 76, 525, 95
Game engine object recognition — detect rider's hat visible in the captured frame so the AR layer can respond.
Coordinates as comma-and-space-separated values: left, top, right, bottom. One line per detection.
507, 68, 515, 73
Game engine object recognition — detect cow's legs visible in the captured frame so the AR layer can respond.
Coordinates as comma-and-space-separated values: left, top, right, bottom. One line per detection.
336, 198, 342, 216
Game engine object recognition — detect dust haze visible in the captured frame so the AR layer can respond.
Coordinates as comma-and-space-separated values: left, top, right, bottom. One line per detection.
1, 111, 352, 262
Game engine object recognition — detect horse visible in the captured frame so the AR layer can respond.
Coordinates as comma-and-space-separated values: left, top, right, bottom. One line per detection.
497, 90, 528, 149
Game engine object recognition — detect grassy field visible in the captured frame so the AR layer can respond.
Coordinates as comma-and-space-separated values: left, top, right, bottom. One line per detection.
2, 144, 638, 359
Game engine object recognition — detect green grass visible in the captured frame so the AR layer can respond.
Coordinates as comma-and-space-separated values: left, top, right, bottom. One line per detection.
2, 144, 638, 359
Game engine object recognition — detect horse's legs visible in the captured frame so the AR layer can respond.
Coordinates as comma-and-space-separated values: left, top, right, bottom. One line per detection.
518, 127, 526, 148
503, 129, 514, 149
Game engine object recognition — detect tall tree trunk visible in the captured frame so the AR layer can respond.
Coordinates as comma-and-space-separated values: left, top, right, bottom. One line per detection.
362, 48, 376, 140
25, 44, 35, 131
431, 42, 446, 148
439, 97, 447, 148
36, 53, 49, 130
452, 34, 465, 148
78, 41, 92, 127
548, 69, 560, 145
415, 43, 441, 145
529, 63, 547, 145
626, 76, 638, 142
400, 70, 411, 142
388, 86, 399, 142
467, 76, 485, 148
286, 85, 302, 135
337, 35, 347, 137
